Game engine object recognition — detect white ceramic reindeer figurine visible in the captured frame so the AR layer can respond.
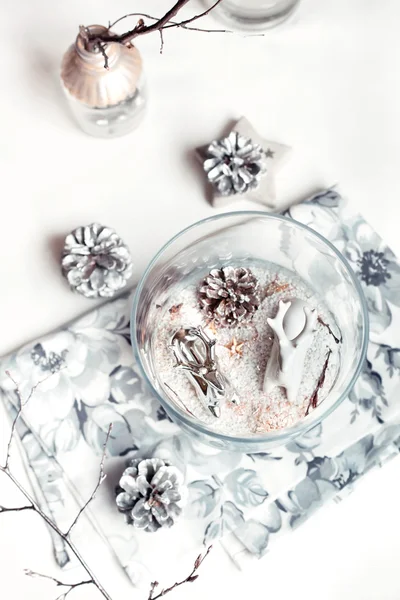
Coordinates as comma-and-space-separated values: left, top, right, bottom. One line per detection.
263, 299, 317, 403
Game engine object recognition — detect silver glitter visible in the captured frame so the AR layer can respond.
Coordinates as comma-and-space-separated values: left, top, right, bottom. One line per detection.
62, 223, 132, 298
203, 131, 266, 196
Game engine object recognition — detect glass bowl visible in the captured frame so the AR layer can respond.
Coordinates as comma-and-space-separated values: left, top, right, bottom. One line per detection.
131, 212, 369, 452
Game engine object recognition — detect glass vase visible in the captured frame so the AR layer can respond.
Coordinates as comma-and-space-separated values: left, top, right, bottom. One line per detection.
131, 212, 368, 453
61, 25, 147, 138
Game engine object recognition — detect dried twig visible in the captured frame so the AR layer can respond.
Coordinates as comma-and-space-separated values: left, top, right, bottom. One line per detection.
1, 368, 209, 600
163, 381, 196, 417
65, 424, 111, 536
317, 316, 342, 344
0, 504, 34, 513
4, 370, 53, 469
159, 28, 165, 54
0, 373, 113, 600
148, 546, 213, 600
109, 12, 231, 34
97, 42, 110, 69
25, 570, 92, 600
83, 0, 225, 66
305, 350, 332, 416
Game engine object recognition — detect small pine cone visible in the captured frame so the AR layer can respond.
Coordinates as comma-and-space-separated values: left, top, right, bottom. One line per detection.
62, 223, 132, 299
115, 458, 185, 533
199, 266, 260, 327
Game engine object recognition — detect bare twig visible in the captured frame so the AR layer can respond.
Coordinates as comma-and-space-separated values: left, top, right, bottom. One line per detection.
163, 382, 196, 417
109, 12, 230, 34
98, 43, 110, 70
0, 504, 33, 513
0, 467, 113, 600
0, 373, 113, 600
305, 350, 332, 416
25, 570, 92, 600
65, 424, 111, 536
4, 370, 54, 469
1, 359, 208, 600
83, 0, 225, 66
317, 316, 342, 344
148, 546, 213, 600
163, 0, 224, 30
159, 28, 165, 54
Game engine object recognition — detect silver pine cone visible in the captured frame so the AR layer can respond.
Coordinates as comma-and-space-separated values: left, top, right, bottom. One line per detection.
203, 132, 266, 196
62, 223, 132, 298
199, 266, 260, 327
115, 458, 185, 532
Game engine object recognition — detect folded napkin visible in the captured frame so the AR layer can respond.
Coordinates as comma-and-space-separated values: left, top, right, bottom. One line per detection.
2, 189, 400, 587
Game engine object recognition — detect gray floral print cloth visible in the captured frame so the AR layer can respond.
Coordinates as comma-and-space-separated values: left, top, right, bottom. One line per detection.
1, 189, 400, 588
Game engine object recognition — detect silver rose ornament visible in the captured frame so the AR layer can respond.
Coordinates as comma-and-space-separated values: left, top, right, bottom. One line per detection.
62, 223, 132, 298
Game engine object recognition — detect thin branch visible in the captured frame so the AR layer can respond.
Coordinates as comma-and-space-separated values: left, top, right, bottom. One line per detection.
97, 43, 109, 70
305, 350, 332, 416
0, 372, 113, 600
159, 28, 165, 54
65, 423, 112, 537
4, 370, 53, 469
0, 467, 113, 599
0, 504, 33, 513
86, 0, 192, 49
163, 0, 223, 30
148, 546, 213, 600
109, 11, 231, 35
317, 316, 342, 344
84, 0, 226, 66
25, 570, 92, 599
163, 382, 196, 417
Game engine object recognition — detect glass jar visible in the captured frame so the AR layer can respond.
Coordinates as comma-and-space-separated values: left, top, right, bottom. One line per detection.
60, 25, 147, 138
206, 0, 301, 30
131, 212, 368, 453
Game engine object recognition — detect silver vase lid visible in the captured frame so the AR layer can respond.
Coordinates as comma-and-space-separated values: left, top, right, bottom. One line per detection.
61, 25, 143, 108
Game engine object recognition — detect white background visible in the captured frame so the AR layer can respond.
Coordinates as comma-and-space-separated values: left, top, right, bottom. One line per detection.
1, 0, 400, 598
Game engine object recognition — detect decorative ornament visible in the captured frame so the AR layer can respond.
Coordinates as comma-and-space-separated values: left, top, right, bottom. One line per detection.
224, 337, 245, 358
199, 266, 260, 327
202, 131, 266, 196
263, 299, 317, 403
115, 457, 185, 532
169, 326, 239, 418
62, 223, 132, 298
61, 26, 146, 138
196, 116, 291, 208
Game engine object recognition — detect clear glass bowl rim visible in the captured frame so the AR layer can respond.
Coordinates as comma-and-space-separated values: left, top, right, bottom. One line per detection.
131, 210, 369, 446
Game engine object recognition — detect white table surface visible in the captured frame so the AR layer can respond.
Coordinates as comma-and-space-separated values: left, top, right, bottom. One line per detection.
1, 0, 400, 598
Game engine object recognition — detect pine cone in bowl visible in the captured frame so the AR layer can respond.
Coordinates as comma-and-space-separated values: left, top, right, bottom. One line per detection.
115, 458, 185, 532
199, 266, 260, 327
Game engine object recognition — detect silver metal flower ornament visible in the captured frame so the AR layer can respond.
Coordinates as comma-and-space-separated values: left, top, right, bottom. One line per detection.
115, 457, 185, 532
62, 223, 132, 298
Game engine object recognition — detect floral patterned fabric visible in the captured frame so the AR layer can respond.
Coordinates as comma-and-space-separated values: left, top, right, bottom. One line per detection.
1, 189, 400, 586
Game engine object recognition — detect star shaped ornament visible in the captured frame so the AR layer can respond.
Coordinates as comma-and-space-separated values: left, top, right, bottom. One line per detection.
196, 117, 291, 209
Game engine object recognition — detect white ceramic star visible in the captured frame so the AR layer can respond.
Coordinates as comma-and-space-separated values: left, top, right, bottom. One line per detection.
196, 116, 291, 209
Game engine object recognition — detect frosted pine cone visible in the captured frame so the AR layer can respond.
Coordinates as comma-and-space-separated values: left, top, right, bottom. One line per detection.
115, 458, 185, 532
199, 266, 260, 327
203, 132, 266, 196
62, 223, 132, 298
